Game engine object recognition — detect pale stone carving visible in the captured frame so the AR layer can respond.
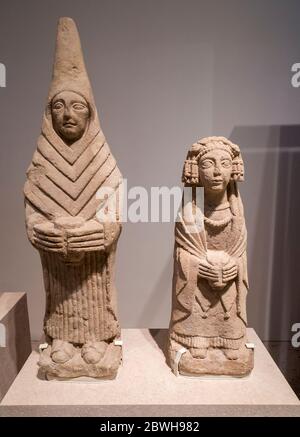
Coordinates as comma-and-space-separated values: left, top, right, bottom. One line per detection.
168, 137, 254, 376
24, 18, 123, 380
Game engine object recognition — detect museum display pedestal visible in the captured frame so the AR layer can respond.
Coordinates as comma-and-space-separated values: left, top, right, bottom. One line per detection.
0, 292, 31, 401
0, 328, 299, 417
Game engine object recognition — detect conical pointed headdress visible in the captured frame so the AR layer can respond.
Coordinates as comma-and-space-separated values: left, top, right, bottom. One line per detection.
44, 17, 98, 128
24, 18, 122, 222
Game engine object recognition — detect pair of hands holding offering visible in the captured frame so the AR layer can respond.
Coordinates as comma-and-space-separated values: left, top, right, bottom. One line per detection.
198, 256, 238, 288
33, 217, 105, 255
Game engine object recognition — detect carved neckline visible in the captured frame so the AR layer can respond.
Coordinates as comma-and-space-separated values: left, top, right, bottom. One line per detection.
205, 201, 230, 212
204, 213, 233, 228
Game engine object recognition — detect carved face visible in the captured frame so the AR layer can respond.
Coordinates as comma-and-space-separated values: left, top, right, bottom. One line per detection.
198, 148, 232, 193
51, 91, 90, 144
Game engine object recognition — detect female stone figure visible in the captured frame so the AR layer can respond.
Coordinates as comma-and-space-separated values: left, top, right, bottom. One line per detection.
24, 18, 123, 379
168, 137, 254, 376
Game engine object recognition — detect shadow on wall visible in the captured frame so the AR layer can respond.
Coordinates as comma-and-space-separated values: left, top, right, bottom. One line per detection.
230, 125, 300, 341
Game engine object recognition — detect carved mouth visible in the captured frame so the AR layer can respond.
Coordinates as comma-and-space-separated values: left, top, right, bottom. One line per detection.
63, 123, 77, 128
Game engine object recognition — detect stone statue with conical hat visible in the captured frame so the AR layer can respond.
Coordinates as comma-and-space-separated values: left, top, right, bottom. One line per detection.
167, 136, 254, 377
24, 17, 123, 380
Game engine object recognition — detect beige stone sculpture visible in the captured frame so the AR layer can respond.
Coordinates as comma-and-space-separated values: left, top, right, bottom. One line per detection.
24, 18, 123, 380
168, 137, 254, 377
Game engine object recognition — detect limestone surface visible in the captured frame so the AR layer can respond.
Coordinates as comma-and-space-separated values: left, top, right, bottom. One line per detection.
24, 17, 123, 380
168, 136, 254, 377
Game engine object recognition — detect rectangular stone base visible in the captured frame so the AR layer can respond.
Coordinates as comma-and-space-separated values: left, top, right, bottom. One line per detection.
0, 292, 32, 401
0, 328, 299, 416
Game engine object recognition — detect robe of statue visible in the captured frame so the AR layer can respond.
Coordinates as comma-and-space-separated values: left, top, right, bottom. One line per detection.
170, 182, 248, 348
168, 137, 254, 377
24, 17, 123, 379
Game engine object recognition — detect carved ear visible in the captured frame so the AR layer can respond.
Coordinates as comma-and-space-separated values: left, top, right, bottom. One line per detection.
231, 157, 244, 181
182, 157, 199, 184
182, 145, 203, 185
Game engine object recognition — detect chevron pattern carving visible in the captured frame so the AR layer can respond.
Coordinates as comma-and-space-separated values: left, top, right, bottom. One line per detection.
24, 126, 121, 220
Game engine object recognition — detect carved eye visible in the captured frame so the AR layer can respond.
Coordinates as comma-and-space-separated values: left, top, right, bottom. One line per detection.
201, 159, 214, 169
221, 159, 232, 168
52, 101, 64, 110
73, 103, 87, 111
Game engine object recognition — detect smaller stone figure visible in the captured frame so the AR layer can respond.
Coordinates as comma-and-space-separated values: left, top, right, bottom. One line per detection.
168, 136, 254, 376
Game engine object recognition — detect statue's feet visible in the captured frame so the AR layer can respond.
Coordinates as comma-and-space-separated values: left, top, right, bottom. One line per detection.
190, 347, 208, 359
81, 341, 108, 364
223, 348, 239, 360
51, 339, 75, 364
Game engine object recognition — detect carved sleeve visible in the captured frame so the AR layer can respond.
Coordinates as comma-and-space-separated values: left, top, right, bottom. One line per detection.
24, 200, 47, 245
103, 221, 122, 250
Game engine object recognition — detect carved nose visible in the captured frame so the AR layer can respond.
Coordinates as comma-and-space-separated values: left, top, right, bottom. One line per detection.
214, 166, 221, 175
63, 107, 72, 120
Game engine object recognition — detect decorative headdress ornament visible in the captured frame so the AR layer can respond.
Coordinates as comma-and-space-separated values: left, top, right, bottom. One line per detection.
182, 136, 244, 185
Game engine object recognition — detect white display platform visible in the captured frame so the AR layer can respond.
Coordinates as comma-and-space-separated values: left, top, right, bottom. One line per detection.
1, 328, 299, 417
0, 292, 31, 401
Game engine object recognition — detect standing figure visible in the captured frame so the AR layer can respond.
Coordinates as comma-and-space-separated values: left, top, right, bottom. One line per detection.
168, 137, 254, 376
24, 18, 123, 380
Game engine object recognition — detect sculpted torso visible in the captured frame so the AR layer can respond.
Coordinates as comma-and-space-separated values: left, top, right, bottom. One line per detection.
24, 18, 123, 380
168, 137, 253, 377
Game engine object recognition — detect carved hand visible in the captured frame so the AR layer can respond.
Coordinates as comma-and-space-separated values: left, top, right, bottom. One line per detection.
198, 258, 220, 281
33, 222, 64, 253
66, 220, 105, 253
222, 258, 238, 283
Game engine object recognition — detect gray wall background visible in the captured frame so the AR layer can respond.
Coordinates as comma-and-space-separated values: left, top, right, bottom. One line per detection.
0, 0, 300, 341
